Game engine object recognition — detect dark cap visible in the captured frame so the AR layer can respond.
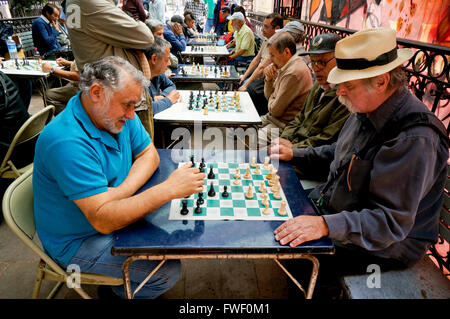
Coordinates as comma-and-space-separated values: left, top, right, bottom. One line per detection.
170, 15, 184, 24
221, 6, 230, 13
300, 33, 340, 55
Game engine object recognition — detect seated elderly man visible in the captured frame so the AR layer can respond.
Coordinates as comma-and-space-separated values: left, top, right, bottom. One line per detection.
145, 19, 178, 69
183, 11, 197, 42
33, 56, 205, 299
219, 12, 255, 66
238, 13, 283, 115
270, 33, 349, 171
163, 15, 187, 61
32, 3, 62, 58
258, 32, 312, 146
144, 37, 180, 114
271, 28, 449, 293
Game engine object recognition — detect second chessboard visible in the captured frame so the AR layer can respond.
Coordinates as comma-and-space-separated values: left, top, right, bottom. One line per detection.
179, 63, 232, 78
187, 90, 242, 113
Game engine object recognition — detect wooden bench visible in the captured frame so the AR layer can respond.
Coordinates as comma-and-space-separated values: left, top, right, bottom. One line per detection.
341, 164, 450, 299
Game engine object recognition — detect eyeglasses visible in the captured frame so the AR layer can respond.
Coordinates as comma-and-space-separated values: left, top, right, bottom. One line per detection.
307, 56, 335, 70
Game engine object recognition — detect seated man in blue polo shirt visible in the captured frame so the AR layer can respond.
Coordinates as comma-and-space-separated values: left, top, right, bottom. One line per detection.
163, 15, 187, 61
32, 3, 62, 58
33, 56, 205, 299
144, 37, 180, 114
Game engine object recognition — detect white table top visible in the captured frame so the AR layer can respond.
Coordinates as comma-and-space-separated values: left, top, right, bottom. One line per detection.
181, 45, 230, 56
1, 59, 59, 77
154, 90, 262, 125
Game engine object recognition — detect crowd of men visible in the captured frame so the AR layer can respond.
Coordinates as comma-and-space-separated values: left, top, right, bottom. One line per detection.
1, 0, 448, 300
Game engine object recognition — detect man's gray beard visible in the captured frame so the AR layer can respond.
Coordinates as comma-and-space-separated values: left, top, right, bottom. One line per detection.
95, 100, 124, 135
338, 95, 358, 113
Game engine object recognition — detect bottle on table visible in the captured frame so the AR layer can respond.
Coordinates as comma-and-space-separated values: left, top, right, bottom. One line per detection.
6, 36, 18, 60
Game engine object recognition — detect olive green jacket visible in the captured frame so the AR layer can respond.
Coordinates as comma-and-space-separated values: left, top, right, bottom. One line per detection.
280, 81, 350, 149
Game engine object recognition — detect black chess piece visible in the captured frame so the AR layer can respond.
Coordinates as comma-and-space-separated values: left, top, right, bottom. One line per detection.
190, 155, 195, 167
194, 201, 202, 214
197, 192, 204, 205
207, 165, 215, 179
222, 186, 229, 198
180, 200, 189, 215
208, 182, 216, 197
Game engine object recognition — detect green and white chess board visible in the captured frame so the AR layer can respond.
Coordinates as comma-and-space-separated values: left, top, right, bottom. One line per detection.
169, 162, 293, 221
187, 91, 243, 113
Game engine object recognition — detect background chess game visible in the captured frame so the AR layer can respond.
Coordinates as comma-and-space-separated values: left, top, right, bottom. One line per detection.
169, 162, 293, 221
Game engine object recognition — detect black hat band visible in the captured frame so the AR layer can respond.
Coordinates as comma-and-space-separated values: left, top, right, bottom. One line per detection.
336, 48, 398, 70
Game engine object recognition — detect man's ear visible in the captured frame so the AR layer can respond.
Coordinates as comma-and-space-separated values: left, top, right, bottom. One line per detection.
151, 54, 158, 65
89, 83, 104, 104
375, 73, 390, 92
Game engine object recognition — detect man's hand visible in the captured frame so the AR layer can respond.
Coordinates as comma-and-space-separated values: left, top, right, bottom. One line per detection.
172, 23, 183, 35
167, 90, 180, 104
238, 84, 247, 92
274, 216, 329, 247
41, 62, 53, 73
52, 20, 60, 31
153, 95, 165, 102
239, 74, 246, 85
264, 64, 279, 82
272, 137, 292, 148
56, 57, 70, 67
165, 162, 205, 199
270, 143, 294, 161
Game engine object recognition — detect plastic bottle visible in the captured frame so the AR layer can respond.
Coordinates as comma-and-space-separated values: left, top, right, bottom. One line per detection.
7, 36, 18, 59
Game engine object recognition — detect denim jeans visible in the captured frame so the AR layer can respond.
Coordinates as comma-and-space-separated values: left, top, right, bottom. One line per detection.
59, 233, 181, 299
204, 18, 214, 33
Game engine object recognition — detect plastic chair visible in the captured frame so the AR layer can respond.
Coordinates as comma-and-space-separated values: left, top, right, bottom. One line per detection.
1, 168, 124, 299
0, 105, 54, 179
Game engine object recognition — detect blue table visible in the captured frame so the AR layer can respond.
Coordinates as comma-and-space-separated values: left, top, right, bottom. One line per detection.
112, 149, 334, 299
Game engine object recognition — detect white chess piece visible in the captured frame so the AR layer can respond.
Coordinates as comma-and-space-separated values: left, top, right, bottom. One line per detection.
253, 164, 261, 175
250, 157, 257, 168
243, 167, 251, 179
262, 201, 270, 215
263, 156, 270, 169
245, 184, 254, 199
277, 200, 287, 216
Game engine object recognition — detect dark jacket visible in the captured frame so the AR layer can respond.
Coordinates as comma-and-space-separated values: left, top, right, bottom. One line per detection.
163, 23, 186, 58
281, 82, 350, 149
147, 74, 176, 114
122, 0, 147, 22
32, 16, 61, 56
293, 87, 449, 266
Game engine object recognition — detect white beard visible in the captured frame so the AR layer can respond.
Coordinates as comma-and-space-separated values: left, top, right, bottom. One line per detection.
338, 95, 359, 114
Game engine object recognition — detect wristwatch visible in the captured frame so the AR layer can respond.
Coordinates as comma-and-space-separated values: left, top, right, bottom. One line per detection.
49, 67, 55, 74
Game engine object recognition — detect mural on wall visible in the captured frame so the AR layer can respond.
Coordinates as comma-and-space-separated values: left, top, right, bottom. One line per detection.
308, 0, 449, 46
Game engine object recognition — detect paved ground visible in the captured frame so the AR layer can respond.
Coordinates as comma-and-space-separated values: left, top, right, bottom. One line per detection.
0, 87, 291, 299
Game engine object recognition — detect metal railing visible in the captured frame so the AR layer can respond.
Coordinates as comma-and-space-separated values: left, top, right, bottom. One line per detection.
247, 13, 450, 133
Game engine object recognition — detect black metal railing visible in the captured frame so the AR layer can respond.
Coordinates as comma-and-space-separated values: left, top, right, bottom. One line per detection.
0, 16, 36, 33
247, 14, 450, 134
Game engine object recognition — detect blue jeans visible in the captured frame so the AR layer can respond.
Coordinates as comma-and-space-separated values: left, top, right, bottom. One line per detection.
59, 233, 181, 299
205, 18, 214, 33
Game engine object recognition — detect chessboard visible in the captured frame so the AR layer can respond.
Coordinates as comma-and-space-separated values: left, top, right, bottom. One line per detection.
1, 58, 58, 76
169, 158, 293, 221
185, 89, 243, 113
178, 63, 232, 78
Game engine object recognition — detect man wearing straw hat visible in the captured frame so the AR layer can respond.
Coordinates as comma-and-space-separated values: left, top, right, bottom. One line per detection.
272, 28, 449, 284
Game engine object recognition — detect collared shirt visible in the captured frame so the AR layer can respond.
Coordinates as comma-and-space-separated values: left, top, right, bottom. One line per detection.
185, 0, 207, 28
292, 87, 449, 266
259, 39, 270, 61
234, 23, 255, 57
32, 15, 61, 55
33, 91, 151, 265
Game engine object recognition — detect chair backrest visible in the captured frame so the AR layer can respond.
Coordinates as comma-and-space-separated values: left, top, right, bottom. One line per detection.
0, 105, 55, 171
2, 166, 67, 275
18, 31, 35, 57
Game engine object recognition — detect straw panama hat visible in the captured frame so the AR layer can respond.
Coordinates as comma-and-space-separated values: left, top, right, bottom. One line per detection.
327, 27, 414, 84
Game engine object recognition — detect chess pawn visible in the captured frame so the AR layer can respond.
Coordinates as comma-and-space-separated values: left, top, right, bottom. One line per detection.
243, 167, 251, 179
233, 168, 240, 179
253, 164, 261, 175
258, 182, 266, 193
263, 156, 270, 169
262, 201, 270, 215
277, 200, 287, 216
233, 175, 241, 185
250, 157, 257, 168
272, 188, 281, 200
245, 184, 254, 199
266, 165, 273, 180
204, 106, 208, 115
